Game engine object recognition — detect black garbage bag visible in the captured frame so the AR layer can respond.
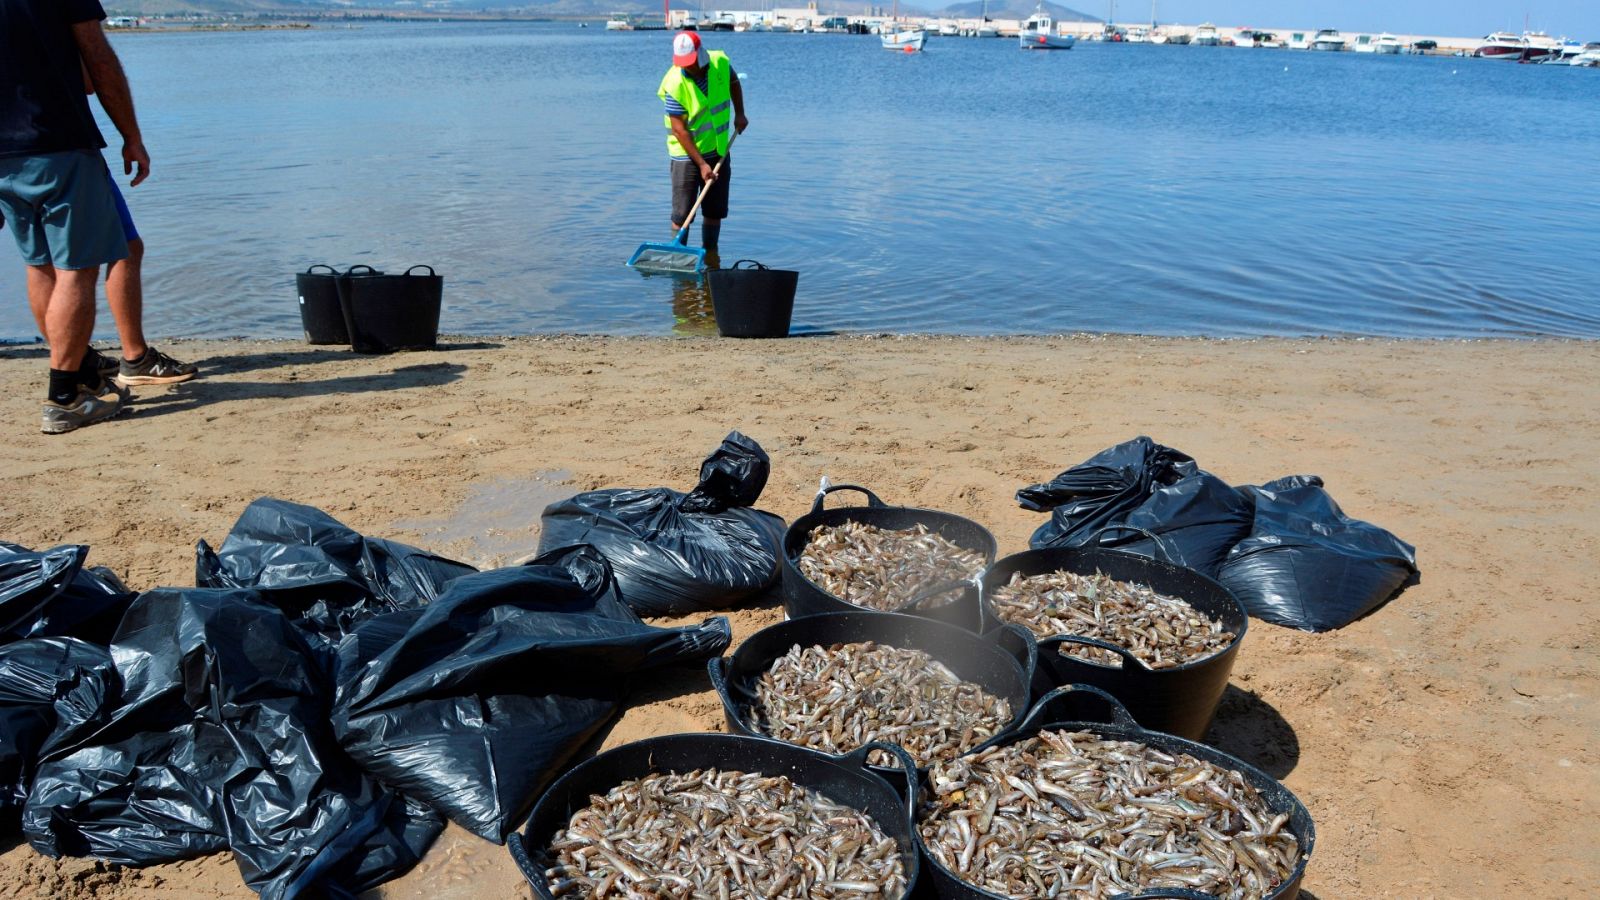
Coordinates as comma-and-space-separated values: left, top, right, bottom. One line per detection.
23, 587, 443, 899
196, 497, 476, 661
332, 545, 733, 843
536, 432, 786, 615
1017, 437, 1253, 578
1, 542, 135, 646
0, 638, 116, 833
1220, 476, 1420, 632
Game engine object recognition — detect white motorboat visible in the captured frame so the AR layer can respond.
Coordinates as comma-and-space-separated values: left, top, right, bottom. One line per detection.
1232, 28, 1256, 47
882, 27, 926, 50
769, 18, 790, 32
1020, 6, 1075, 49
1127, 25, 1149, 42
1287, 31, 1310, 49
1374, 33, 1403, 54
1522, 31, 1561, 63
1474, 32, 1526, 60
938, 20, 959, 36
1571, 43, 1600, 66
977, 22, 1000, 37
1352, 34, 1377, 53
1193, 23, 1220, 45
680, 13, 699, 30
748, 20, 769, 32
1312, 29, 1347, 51
604, 14, 632, 30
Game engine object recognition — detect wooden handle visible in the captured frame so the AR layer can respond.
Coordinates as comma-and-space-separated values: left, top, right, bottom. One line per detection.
677, 130, 737, 236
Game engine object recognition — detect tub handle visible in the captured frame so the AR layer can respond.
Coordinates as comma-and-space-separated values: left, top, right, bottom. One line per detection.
1109, 890, 1221, 900
1041, 633, 1149, 673
1017, 683, 1140, 734
304, 263, 338, 275
1091, 523, 1190, 569
842, 741, 921, 819
991, 623, 1039, 687
729, 259, 769, 270
404, 264, 437, 277
506, 830, 540, 886
809, 482, 888, 513
890, 577, 973, 613
344, 264, 381, 277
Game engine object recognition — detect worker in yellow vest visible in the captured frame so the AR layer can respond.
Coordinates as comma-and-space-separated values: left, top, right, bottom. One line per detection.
658, 31, 747, 253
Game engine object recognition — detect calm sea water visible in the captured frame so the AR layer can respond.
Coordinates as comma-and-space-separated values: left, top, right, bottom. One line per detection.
3, 23, 1598, 340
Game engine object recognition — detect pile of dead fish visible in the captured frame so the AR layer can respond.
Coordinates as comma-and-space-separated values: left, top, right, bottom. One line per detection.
541, 768, 908, 898
989, 569, 1235, 669
798, 522, 985, 611
920, 730, 1300, 899
753, 641, 1012, 766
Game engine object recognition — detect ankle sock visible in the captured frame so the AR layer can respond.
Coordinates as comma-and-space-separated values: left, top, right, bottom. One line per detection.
124, 347, 150, 366
48, 369, 80, 405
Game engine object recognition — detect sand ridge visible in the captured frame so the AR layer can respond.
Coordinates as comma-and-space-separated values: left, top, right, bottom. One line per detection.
0, 334, 1595, 898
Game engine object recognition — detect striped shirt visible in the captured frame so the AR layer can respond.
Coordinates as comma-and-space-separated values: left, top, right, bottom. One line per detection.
664, 66, 735, 160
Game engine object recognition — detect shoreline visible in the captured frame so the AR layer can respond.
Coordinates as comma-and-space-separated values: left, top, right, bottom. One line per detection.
2, 335, 1596, 897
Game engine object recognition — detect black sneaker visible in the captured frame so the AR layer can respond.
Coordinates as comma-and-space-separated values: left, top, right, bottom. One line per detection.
115, 346, 198, 387
41, 381, 126, 434
87, 347, 120, 378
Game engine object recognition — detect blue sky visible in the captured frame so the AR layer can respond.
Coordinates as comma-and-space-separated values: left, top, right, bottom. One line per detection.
1119, 2, 1599, 37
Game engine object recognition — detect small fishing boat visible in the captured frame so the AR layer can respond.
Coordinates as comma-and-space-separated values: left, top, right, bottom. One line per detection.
1312, 28, 1347, 51
1474, 32, 1526, 60
1020, 4, 1076, 49
605, 14, 632, 30
1193, 23, 1220, 45
882, 27, 926, 50
1374, 33, 1403, 54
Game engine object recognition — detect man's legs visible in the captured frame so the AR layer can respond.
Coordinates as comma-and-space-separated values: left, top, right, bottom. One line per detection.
40, 265, 99, 374
26, 263, 52, 338
107, 237, 147, 360
701, 217, 722, 252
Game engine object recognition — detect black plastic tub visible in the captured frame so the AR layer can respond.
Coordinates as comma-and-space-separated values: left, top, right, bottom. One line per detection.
336, 264, 442, 353
782, 484, 998, 633
507, 734, 921, 898
915, 684, 1314, 900
707, 612, 1037, 786
980, 546, 1248, 741
707, 259, 797, 338
295, 264, 365, 344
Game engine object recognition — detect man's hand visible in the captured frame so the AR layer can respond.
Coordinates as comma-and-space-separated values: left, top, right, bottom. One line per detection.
123, 139, 150, 187
734, 114, 749, 134
699, 160, 717, 184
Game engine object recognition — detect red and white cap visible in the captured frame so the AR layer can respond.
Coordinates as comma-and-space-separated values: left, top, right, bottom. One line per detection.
672, 30, 709, 68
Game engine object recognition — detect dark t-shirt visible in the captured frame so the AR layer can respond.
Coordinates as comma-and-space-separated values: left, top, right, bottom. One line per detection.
0, 0, 108, 158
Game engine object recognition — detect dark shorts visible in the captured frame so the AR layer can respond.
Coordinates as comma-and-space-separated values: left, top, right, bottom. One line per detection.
0, 150, 129, 270
107, 172, 139, 242
671, 154, 730, 225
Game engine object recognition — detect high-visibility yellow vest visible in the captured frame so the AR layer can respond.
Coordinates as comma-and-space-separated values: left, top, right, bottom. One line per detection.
658, 50, 732, 158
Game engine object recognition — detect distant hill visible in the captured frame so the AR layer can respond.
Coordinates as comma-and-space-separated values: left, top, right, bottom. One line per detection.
939, 1, 1097, 20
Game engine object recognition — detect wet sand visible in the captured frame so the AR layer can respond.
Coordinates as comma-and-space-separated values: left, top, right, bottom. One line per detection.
1, 335, 1595, 898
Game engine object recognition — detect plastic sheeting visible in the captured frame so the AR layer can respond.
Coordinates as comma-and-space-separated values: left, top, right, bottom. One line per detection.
1017, 437, 1254, 578
1, 542, 135, 647
196, 497, 477, 660
537, 432, 786, 615
1221, 476, 1420, 632
22, 587, 443, 900
333, 545, 733, 843
0, 638, 115, 832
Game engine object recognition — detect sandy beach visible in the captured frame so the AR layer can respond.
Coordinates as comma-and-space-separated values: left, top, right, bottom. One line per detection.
1, 334, 1596, 899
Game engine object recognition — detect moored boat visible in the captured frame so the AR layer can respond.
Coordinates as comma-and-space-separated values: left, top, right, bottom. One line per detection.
1288, 31, 1310, 49
1232, 27, 1256, 47
1193, 23, 1220, 45
882, 27, 926, 50
605, 13, 632, 30
1475, 31, 1527, 60
1522, 31, 1561, 62
1312, 28, 1347, 51
1374, 33, 1403, 54
1127, 25, 1149, 42
1019, 6, 1076, 49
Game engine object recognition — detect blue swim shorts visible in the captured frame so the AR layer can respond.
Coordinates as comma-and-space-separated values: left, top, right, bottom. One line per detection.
0, 150, 129, 270
107, 170, 139, 243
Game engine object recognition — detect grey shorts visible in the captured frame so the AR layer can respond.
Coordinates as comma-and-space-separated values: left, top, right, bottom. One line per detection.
671, 154, 730, 225
0, 150, 129, 270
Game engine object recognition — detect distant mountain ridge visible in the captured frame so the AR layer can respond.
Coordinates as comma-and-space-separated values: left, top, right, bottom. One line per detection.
105, 0, 1100, 20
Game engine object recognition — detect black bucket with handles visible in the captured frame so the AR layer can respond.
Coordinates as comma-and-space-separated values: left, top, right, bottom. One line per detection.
336, 264, 442, 353
296, 264, 380, 344
707, 259, 797, 338
782, 483, 998, 633
979, 543, 1248, 741
913, 684, 1314, 900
